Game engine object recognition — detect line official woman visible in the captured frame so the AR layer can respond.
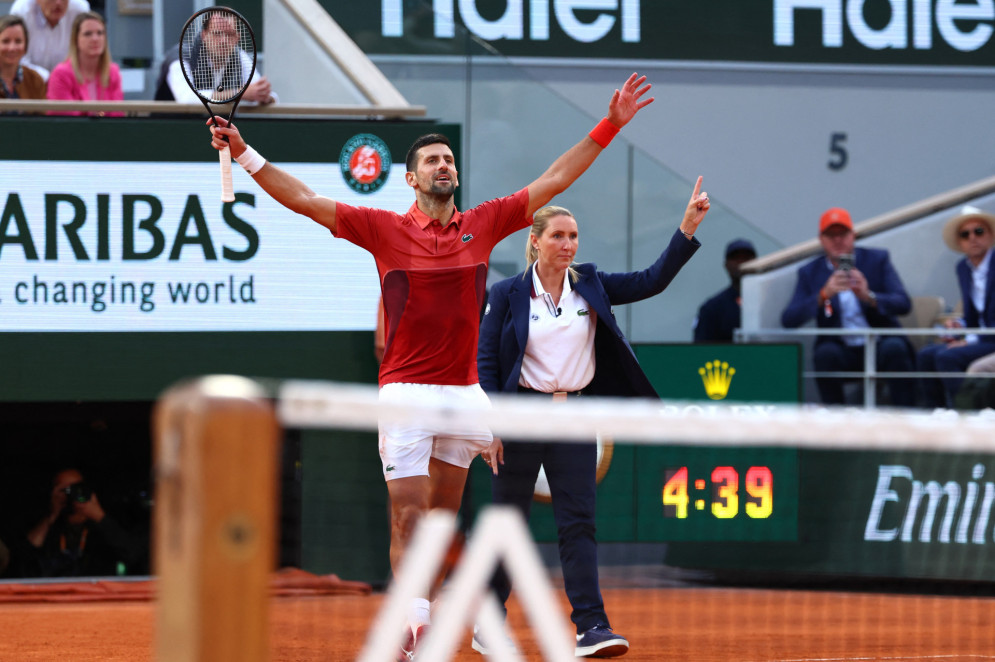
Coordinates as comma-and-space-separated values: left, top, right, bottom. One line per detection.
475, 178, 710, 657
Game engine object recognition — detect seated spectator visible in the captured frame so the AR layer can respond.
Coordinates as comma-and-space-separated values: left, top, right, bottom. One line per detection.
152, 42, 179, 101
0, 15, 47, 104
918, 206, 995, 408
693, 238, 756, 342
782, 207, 915, 406
45, 10, 122, 116
8, 467, 146, 578
10, 0, 91, 79
155, 12, 276, 106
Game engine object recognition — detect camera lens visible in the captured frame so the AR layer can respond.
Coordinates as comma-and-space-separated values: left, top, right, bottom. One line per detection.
65, 482, 92, 504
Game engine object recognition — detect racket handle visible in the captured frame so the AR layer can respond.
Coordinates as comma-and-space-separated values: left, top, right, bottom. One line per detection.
219, 144, 235, 203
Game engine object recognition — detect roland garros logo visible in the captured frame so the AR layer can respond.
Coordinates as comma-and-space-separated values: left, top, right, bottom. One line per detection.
340, 133, 391, 194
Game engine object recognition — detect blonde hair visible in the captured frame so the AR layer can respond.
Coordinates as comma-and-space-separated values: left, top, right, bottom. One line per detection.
68, 12, 111, 87
524, 205, 579, 280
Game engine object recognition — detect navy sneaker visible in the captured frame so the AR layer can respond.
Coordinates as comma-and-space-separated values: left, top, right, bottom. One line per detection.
575, 625, 629, 658
470, 625, 520, 656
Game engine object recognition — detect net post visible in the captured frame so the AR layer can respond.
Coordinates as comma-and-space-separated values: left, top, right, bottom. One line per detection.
153, 375, 279, 662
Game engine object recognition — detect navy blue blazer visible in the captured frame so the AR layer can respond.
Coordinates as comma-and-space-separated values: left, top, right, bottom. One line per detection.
781, 246, 911, 346
956, 250, 995, 341
478, 229, 699, 398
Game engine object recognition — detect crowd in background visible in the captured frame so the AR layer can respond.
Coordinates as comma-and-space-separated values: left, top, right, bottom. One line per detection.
692, 206, 995, 410
0, 0, 276, 112
1, 0, 120, 112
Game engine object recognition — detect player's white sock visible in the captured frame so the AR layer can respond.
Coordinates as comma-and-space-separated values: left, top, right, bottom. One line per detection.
408, 597, 431, 629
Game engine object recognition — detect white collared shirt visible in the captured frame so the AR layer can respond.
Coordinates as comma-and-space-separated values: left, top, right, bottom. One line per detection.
965, 248, 992, 343
166, 51, 276, 106
518, 268, 596, 393
11, 0, 90, 76
969, 249, 991, 320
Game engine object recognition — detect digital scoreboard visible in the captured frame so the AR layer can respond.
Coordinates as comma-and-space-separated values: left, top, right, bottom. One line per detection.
642, 447, 798, 542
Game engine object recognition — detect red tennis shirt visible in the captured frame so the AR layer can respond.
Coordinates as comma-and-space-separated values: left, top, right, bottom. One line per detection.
334, 188, 531, 387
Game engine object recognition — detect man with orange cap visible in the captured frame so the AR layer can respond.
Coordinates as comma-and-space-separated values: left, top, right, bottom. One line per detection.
782, 207, 915, 406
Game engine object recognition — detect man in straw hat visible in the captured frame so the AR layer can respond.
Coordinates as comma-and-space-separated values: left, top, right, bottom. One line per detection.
917, 205, 995, 408
782, 207, 915, 406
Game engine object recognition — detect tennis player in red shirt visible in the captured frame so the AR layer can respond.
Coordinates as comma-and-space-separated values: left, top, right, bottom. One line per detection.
208, 72, 654, 659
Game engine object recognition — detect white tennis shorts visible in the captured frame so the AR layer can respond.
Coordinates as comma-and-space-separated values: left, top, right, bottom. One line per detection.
378, 382, 493, 480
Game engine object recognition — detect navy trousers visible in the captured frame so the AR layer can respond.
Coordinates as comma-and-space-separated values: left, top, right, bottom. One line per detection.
489, 438, 608, 634
813, 337, 915, 406
917, 340, 995, 407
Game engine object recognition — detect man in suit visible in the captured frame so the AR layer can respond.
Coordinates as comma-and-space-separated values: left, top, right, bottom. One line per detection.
917, 205, 995, 408
782, 207, 915, 406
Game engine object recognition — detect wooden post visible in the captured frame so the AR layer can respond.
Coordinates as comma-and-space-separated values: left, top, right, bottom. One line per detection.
153, 376, 279, 662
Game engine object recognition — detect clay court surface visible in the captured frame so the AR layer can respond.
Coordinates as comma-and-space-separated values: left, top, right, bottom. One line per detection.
1, 584, 993, 661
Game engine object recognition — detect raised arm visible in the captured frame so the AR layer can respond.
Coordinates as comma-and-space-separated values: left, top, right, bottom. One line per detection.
525, 73, 654, 217
207, 117, 338, 232
598, 177, 709, 304
679, 176, 710, 239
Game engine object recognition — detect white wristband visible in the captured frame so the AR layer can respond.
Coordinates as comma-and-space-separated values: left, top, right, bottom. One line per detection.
234, 145, 266, 175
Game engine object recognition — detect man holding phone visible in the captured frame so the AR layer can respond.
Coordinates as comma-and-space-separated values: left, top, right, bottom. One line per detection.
782, 207, 916, 406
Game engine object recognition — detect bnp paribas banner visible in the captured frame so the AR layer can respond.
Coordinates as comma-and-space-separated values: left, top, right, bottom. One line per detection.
0, 126, 428, 333
330, 0, 995, 67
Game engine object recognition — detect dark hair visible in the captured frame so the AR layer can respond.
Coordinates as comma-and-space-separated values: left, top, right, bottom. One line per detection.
405, 133, 451, 172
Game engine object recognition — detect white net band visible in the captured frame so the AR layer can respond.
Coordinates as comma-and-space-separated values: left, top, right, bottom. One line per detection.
277, 379, 995, 453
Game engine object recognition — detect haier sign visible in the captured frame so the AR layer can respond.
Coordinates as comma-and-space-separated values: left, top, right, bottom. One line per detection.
329, 0, 995, 66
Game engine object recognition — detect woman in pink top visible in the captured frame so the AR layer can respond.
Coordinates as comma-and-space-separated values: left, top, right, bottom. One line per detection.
46, 11, 122, 116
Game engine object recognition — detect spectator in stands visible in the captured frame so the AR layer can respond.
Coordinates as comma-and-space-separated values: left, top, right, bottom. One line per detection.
154, 12, 276, 106
0, 15, 46, 104
693, 238, 756, 342
10, 0, 90, 79
917, 206, 995, 408
781, 207, 915, 406
45, 11, 122, 116
475, 180, 708, 658
8, 467, 146, 578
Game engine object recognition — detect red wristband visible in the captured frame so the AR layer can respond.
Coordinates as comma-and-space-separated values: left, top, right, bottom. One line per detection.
588, 117, 620, 148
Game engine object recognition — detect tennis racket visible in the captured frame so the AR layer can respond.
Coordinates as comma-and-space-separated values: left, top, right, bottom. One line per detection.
178, 7, 257, 203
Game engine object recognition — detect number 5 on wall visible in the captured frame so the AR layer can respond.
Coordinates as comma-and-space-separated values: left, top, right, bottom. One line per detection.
828, 132, 848, 171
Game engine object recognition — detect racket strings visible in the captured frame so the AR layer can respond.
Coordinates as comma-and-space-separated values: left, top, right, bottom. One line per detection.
180, 10, 255, 104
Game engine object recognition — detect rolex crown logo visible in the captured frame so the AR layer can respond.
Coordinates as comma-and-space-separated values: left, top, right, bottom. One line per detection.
698, 360, 735, 400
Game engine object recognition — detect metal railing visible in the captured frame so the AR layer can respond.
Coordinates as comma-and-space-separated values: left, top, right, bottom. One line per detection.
735, 327, 994, 407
